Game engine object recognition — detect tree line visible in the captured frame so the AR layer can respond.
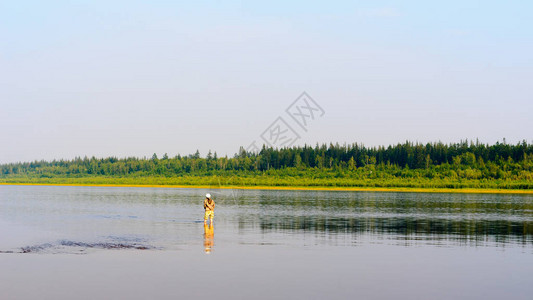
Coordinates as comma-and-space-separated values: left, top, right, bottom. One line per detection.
1, 140, 533, 182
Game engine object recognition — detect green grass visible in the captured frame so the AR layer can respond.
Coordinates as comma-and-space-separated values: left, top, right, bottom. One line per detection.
1, 174, 532, 194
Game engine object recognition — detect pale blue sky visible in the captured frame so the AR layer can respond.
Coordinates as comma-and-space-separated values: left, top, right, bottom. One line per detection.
1, 1, 532, 162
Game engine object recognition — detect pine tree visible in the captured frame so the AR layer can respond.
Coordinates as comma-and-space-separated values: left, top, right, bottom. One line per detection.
348, 157, 356, 170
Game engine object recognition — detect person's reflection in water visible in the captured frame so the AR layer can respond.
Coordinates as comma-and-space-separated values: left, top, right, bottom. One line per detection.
204, 222, 214, 254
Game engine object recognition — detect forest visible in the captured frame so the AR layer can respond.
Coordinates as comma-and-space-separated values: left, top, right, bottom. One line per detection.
1, 140, 533, 190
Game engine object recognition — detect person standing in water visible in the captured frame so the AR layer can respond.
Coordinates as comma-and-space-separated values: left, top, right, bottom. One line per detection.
204, 193, 215, 223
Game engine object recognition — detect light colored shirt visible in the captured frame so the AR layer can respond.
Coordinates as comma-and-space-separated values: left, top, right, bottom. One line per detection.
204, 199, 215, 211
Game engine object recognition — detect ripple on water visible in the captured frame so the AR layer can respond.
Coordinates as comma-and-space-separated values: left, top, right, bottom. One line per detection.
12, 239, 157, 254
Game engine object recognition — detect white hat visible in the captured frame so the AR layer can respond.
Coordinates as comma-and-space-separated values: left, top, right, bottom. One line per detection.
206, 193, 211, 199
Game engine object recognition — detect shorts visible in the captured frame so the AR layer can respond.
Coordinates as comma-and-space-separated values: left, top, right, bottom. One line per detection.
204, 210, 214, 220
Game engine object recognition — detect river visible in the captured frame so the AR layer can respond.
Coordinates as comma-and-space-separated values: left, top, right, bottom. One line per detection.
1, 185, 532, 299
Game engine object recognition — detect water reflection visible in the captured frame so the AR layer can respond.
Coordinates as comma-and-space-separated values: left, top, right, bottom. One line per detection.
229, 191, 533, 247
204, 222, 214, 253
252, 216, 533, 245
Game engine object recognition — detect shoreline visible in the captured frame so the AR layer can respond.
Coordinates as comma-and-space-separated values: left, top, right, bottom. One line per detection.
1, 182, 532, 194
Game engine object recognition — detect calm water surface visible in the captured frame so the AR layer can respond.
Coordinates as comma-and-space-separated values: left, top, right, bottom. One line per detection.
1, 185, 532, 299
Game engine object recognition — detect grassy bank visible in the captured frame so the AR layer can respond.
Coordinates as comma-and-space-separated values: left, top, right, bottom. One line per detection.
1, 175, 532, 194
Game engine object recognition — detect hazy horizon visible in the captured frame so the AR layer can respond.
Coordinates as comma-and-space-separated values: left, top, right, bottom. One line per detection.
2, 1, 532, 163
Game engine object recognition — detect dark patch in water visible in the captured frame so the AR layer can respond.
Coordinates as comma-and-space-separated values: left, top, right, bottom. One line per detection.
15, 239, 156, 254
21, 243, 54, 253
105, 236, 146, 243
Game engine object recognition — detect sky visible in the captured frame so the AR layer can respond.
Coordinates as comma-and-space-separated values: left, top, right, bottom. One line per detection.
1, 0, 532, 163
